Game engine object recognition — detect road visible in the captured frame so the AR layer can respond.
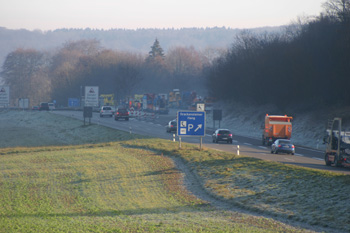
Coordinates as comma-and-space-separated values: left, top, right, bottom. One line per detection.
54, 109, 350, 175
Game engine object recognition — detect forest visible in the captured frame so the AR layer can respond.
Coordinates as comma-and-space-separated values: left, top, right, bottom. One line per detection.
0, 0, 349, 110
0, 38, 212, 106
207, 0, 350, 111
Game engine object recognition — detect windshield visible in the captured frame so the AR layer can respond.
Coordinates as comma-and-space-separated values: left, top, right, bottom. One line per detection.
279, 140, 291, 145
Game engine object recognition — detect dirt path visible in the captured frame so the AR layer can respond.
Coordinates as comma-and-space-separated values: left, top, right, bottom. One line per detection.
172, 156, 340, 233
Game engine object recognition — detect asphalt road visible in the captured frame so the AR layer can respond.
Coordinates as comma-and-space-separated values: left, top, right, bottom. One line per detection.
54, 109, 350, 175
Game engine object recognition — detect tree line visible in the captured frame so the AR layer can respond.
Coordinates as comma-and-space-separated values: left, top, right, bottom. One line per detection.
1, 0, 349, 110
206, 0, 350, 111
0, 38, 213, 106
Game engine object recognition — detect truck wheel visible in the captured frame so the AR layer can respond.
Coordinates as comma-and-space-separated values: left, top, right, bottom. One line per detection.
334, 155, 341, 167
325, 154, 331, 166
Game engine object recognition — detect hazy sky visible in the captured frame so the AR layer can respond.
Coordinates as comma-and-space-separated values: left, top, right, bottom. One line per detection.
1, 0, 326, 31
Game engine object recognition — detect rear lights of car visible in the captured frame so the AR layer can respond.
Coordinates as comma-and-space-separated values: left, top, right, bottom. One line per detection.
228, 134, 232, 137
292, 145, 295, 148
217, 134, 221, 136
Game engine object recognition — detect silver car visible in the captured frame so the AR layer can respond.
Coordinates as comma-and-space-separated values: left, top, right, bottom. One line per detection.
271, 139, 295, 155
99, 106, 113, 117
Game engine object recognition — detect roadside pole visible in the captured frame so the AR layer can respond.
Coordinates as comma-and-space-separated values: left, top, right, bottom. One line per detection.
200, 137, 203, 150
179, 137, 182, 149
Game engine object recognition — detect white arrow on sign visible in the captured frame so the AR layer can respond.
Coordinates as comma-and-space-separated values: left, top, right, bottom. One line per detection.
194, 124, 202, 132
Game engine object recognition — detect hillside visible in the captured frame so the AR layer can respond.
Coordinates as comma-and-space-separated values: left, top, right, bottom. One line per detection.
1, 110, 349, 232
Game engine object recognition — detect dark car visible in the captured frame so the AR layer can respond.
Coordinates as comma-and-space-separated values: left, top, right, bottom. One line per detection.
166, 120, 177, 133
32, 106, 39, 110
39, 102, 49, 111
212, 129, 233, 143
114, 108, 129, 121
271, 139, 295, 155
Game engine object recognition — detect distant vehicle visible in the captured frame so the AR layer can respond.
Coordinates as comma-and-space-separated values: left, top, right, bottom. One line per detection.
166, 120, 177, 133
32, 106, 39, 110
212, 129, 233, 144
271, 139, 295, 155
39, 102, 49, 111
114, 108, 129, 121
100, 106, 113, 117
48, 103, 55, 111
262, 114, 293, 146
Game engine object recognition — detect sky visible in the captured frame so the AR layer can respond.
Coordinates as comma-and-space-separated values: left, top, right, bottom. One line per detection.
0, 0, 326, 31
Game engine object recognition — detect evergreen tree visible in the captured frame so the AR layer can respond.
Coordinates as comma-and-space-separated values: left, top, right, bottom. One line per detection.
147, 38, 165, 60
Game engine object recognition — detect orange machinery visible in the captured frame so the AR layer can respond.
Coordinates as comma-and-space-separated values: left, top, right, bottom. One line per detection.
262, 114, 293, 146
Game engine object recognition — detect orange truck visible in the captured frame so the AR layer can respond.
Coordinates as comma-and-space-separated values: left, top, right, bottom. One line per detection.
262, 114, 293, 146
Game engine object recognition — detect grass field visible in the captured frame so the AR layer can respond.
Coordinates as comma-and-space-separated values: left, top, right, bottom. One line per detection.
0, 111, 348, 232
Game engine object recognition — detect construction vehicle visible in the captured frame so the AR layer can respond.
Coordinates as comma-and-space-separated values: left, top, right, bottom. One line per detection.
262, 114, 293, 146
142, 93, 155, 112
154, 94, 168, 114
169, 89, 181, 108
324, 118, 350, 168
99, 94, 115, 106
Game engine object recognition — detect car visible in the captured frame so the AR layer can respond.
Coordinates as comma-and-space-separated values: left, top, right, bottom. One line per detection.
100, 106, 113, 117
166, 120, 177, 133
48, 103, 55, 111
39, 102, 49, 111
32, 106, 39, 110
271, 139, 295, 155
212, 129, 233, 143
114, 108, 129, 121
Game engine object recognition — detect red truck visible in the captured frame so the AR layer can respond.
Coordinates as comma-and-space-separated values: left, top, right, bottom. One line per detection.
262, 114, 293, 146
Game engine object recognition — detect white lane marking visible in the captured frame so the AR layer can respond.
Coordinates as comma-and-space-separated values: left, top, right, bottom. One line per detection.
244, 143, 252, 146
259, 146, 267, 149
232, 140, 238, 143
295, 153, 304, 157
206, 134, 211, 137
284, 157, 295, 161
313, 157, 323, 161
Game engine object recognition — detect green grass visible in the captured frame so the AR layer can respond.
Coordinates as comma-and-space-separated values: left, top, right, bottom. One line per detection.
0, 142, 311, 233
0, 111, 344, 232
122, 139, 350, 232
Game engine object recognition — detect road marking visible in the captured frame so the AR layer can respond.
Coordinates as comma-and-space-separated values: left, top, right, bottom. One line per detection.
258, 146, 267, 149
232, 140, 238, 143
244, 143, 252, 146
284, 157, 295, 161
313, 157, 323, 161
295, 153, 304, 157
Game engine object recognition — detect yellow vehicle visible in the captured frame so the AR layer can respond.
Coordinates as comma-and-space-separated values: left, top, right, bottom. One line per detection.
169, 89, 181, 108
100, 94, 114, 106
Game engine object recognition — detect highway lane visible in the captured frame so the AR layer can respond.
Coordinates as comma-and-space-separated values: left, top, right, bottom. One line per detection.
53, 110, 350, 174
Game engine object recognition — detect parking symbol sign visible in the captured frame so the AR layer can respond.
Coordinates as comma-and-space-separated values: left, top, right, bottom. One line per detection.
177, 111, 206, 136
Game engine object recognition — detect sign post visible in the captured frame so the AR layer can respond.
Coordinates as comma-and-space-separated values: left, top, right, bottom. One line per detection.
177, 111, 206, 150
84, 86, 99, 107
83, 86, 99, 124
0, 86, 10, 107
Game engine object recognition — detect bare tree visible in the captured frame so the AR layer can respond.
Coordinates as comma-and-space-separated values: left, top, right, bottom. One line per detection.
0, 48, 48, 106
322, 0, 350, 22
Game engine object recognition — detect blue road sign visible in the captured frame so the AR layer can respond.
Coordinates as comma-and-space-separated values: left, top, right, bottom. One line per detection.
68, 98, 80, 107
177, 111, 206, 136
